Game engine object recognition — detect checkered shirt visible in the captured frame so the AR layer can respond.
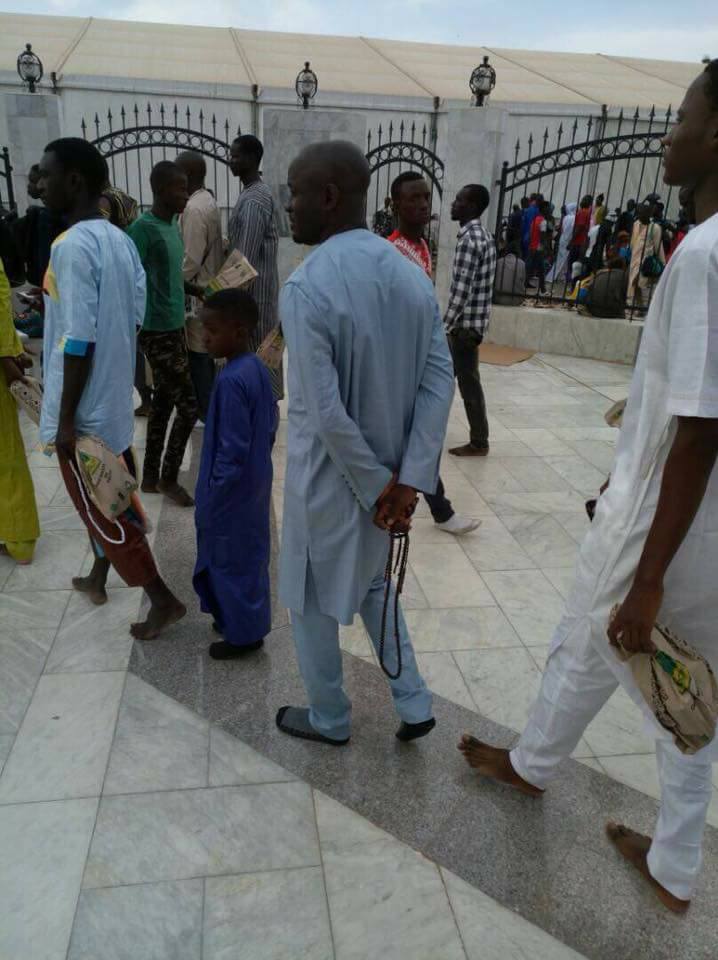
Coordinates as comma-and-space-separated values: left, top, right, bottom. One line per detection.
444, 219, 497, 336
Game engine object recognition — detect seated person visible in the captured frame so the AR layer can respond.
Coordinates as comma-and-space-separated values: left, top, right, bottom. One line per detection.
576, 256, 628, 319
494, 245, 526, 305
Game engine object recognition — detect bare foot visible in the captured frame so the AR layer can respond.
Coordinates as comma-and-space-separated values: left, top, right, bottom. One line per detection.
131, 599, 187, 640
157, 480, 194, 507
606, 822, 690, 914
141, 479, 160, 494
72, 575, 108, 606
458, 734, 544, 797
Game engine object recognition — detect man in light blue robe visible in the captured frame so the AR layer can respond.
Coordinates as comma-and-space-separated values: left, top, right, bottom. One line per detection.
276, 141, 455, 746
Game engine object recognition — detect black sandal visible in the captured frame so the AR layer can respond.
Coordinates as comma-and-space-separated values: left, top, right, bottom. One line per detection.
275, 706, 350, 746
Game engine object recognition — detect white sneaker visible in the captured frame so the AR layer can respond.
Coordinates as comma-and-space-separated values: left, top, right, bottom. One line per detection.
435, 514, 481, 536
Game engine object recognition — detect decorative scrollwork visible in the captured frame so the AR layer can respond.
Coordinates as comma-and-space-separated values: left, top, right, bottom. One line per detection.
91, 125, 232, 164
366, 141, 444, 197
503, 131, 665, 193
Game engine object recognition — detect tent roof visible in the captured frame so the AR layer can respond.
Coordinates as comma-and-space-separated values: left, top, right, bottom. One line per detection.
0, 12, 702, 108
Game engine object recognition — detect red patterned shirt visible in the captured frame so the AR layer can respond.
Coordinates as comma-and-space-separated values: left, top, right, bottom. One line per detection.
388, 230, 432, 279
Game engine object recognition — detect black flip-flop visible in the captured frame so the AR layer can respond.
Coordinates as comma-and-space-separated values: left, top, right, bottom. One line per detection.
275, 706, 350, 746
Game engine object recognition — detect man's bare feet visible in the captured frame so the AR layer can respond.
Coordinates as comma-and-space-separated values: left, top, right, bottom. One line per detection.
157, 479, 194, 507
141, 479, 160, 494
458, 734, 544, 797
130, 598, 186, 640
72, 575, 108, 606
606, 822, 690, 914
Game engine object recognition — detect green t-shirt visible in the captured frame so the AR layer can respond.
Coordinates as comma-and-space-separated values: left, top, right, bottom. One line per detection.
127, 212, 185, 332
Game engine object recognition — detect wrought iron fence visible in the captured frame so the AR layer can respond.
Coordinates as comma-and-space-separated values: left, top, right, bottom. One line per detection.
493, 105, 678, 320
81, 103, 243, 232
0, 146, 16, 213
366, 119, 444, 272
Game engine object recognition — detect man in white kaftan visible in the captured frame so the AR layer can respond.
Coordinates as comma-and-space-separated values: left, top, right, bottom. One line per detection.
460, 61, 718, 911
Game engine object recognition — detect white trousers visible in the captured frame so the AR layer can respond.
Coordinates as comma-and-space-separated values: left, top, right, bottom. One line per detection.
510, 618, 714, 900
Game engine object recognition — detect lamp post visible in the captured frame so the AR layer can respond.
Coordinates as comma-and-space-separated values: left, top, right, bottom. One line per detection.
17, 43, 43, 93
296, 61, 318, 109
470, 55, 496, 107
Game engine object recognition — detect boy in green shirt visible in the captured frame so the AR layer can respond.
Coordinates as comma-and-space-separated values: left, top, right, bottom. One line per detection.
128, 161, 202, 506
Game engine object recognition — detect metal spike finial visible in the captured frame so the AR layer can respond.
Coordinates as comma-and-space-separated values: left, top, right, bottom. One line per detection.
120, 105, 126, 120
107, 108, 113, 122
80, 117, 87, 137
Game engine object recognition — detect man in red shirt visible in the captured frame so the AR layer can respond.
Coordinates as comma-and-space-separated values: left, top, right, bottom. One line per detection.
388, 171, 480, 537
569, 194, 593, 274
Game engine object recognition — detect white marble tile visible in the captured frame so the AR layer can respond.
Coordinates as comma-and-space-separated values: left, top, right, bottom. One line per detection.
485, 491, 586, 518
103, 676, 209, 795
0, 733, 14, 775
502, 512, 579, 568
84, 782, 320, 887
499, 457, 573, 494
510, 428, 576, 457
459, 515, 536, 572
315, 791, 465, 960
415, 652, 476, 710
209, 726, 296, 787
31, 468, 64, 507
39, 505, 87, 532
404, 606, 521, 653
454, 647, 541, 732
68, 880, 203, 960
543, 455, 607, 496
0, 629, 55, 734
0, 588, 71, 632
410, 542, 495, 608
4, 530, 90, 592
577, 757, 606, 773
594, 382, 630, 402
453, 457, 526, 496
397, 564, 429, 610
204, 867, 333, 960
0, 672, 125, 803
583, 686, 655, 757
44, 588, 141, 674
480, 440, 535, 458
555, 510, 592, 544
559, 437, 616, 474
0, 552, 14, 590
541, 567, 577, 600
481, 570, 565, 646
0, 797, 98, 960
442, 868, 587, 960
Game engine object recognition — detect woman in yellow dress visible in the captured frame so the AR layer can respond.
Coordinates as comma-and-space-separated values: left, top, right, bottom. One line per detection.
0, 258, 39, 563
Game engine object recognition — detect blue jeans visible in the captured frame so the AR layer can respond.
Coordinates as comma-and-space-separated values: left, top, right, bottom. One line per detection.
290, 565, 433, 740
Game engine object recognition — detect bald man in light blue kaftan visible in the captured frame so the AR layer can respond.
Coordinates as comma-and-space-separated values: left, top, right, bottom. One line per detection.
278, 228, 454, 742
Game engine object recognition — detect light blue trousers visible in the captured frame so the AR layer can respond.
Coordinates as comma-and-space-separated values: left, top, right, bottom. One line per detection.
290, 565, 433, 740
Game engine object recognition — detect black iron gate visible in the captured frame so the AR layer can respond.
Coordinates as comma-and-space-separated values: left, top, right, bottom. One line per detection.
494, 105, 675, 317
81, 103, 242, 231
366, 119, 444, 270
0, 146, 16, 213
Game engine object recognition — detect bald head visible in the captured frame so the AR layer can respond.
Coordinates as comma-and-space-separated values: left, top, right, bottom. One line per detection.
286, 141, 370, 246
175, 151, 206, 192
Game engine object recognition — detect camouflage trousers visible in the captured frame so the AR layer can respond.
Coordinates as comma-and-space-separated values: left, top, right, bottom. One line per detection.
139, 328, 198, 484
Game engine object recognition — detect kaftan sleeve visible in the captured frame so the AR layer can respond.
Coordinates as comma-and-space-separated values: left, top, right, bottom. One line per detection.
281, 281, 392, 511
0, 259, 22, 358
52, 236, 100, 358
398, 298, 454, 492
665, 239, 718, 418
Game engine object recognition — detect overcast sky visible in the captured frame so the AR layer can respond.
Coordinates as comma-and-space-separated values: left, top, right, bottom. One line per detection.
5, 0, 717, 62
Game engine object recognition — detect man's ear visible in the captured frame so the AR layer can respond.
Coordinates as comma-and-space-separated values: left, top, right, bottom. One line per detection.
324, 182, 341, 212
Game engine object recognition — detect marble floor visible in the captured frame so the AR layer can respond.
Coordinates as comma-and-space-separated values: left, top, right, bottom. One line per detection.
2, 351, 717, 960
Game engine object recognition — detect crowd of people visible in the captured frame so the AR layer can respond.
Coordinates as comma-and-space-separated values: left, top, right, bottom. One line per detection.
0, 57, 717, 918
494, 181, 695, 318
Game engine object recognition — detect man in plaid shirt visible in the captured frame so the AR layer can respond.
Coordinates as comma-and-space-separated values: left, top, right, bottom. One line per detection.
444, 184, 496, 456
